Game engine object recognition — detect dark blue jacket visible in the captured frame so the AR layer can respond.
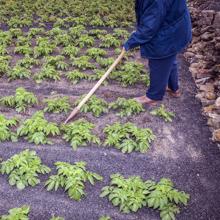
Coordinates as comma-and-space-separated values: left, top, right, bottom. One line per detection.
124, 0, 192, 59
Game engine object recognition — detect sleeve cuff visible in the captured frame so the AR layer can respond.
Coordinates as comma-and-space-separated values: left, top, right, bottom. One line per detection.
123, 42, 130, 51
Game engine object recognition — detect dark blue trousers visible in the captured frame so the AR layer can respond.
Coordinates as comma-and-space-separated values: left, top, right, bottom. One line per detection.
146, 54, 179, 100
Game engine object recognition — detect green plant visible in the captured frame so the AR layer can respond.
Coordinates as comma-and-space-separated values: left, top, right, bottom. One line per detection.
28, 28, 44, 38
0, 150, 50, 190
62, 45, 80, 57
75, 95, 108, 117
86, 48, 107, 59
54, 33, 72, 46
111, 62, 149, 87
0, 114, 18, 143
43, 96, 70, 113
104, 122, 155, 153
69, 25, 86, 38
0, 205, 30, 220
66, 70, 88, 84
35, 65, 60, 82
0, 45, 8, 55
9, 28, 23, 38
0, 56, 10, 75
44, 56, 69, 70
100, 174, 190, 220
89, 15, 104, 27
88, 69, 108, 85
96, 57, 114, 68
76, 34, 95, 48
61, 119, 100, 150
17, 111, 60, 145
150, 105, 175, 122
109, 98, 144, 117
113, 28, 129, 39
34, 38, 55, 58
45, 161, 102, 200
89, 29, 107, 38
7, 65, 31, 80
71, 56, 95, 70
0, 87, 38, 113
16, 36, 31, 46
100, 34, 121, 48
17, 56, 40, 68
14, 45, 33, 55
0, 31, 12, 45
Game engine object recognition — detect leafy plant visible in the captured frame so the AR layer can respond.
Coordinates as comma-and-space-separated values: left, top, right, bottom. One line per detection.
17, 111, 60, 145
69, 25, 86, 38
150, 105, 175, 122
86, 48, 107, 59
44, 56, 69, 71
14, 45, 33, 55
54, 33, 72, 46
45, 161, 103, 200
100, 34, 121, 48
76, 34, 95, 48
109, 98, 144, 117
0, 150, 50, 190
7, 65, 31, 80
28, 28, 44, 38
104, 122, 155, 153
0, 56, 10, 75
43, 96, 70, 113
0, 45, 8, 55
89, 29, 107, 39
71, 56, 95, 70
0, 87, 38, 113
89, 15, 104, 27
35, 65, 60, 82
0, 205, 30, 220
62, 45, 80, 57
61, 119, 100, 150
9, 28, 23, 38
113, 28, 129, 39
0, 114, 18, 143
34, 38, 55, 58
17, 56, 40, 68
75, 95, 108, 117
111, 61, 149, 87
96, 57, 114, 68
100, 174, 190, 220
66, 70, 88, 84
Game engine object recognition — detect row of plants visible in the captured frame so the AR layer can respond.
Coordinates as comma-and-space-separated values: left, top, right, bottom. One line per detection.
0, 112, 155, 153
0, 88, 175, 121
0, 150, 190, 220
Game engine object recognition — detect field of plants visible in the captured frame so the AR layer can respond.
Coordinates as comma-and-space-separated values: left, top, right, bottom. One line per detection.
0, 0, 220, 220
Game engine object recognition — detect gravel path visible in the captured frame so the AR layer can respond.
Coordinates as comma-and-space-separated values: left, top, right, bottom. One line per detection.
0, 55, 220, 220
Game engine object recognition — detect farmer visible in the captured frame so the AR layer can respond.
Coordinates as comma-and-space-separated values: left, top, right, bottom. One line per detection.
124, 0, 192, 105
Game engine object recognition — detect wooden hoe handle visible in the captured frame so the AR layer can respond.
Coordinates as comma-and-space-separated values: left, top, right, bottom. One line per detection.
64, 48, 126, 124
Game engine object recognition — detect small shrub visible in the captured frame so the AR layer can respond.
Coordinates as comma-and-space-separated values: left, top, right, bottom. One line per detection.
61, 119, 100, 150
17, 111, 60, 145
0, 150, 50, 190
45, 161, 103, 200
75, 95, 108, 117
150, 105, 175, 122
109, 98, 144, 117
0, 205, 30, 219
76, 34, 94, 48
104, 122, 155, 153
0, 114, 18, 143
17, 56, 40, 68
96, 57, 114, 68
43, 96, 70, 113
0, 87, 38, 113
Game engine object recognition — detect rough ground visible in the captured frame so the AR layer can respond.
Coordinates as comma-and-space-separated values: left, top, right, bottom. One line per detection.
0, 55, 220, 220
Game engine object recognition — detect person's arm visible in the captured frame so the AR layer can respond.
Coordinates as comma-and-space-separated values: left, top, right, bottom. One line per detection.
124, 0, 166, 51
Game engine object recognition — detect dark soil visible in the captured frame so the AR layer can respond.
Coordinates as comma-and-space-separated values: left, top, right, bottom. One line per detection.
0, 53, 220, 220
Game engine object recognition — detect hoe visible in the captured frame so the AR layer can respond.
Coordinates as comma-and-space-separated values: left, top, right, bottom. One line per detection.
64, 48, 125, 124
